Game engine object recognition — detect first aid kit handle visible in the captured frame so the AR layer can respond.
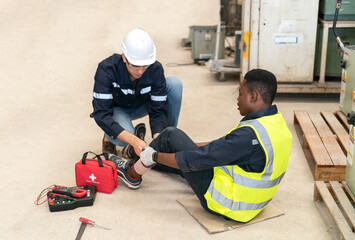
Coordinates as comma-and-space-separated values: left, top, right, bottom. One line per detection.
81, 151, 104, 167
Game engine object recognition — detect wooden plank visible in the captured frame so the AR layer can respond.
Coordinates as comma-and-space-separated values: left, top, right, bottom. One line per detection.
322, 136, 347, 166
315, 165, 346, 182
294, 113, 309, 148
294, 110, 333, 166
330, 181, 355, 231
294, 111, 319, 136
315, 181, 355, 240
277, 82, 340, 93
336, 110, 350, 132
294, 111, 346, 181
308, 111, 334, 138
307, 111, 346, 165
314, 184, 342, 239
322, 111, 349, 152
307, 135, 334, 166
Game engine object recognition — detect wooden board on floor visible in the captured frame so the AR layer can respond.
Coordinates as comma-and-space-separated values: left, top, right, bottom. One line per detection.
177, 195, 284, 234
314, 181, 355, 240
321, 111, 349, 152
294, 110, 348, 181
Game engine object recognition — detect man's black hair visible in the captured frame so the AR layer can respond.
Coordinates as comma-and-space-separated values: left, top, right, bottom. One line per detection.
244, 69, 277, 105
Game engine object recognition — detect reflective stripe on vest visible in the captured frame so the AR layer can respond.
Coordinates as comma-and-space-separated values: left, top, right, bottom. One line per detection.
208, 180, 273, 211
204, 112, 292, 222
238, 119, 273, 180
218, 166, 285, 188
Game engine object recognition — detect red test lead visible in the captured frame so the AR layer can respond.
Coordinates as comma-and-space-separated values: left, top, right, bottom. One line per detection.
79, 217, 111, 230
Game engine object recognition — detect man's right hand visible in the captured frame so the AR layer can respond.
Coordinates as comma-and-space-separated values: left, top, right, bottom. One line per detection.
132, 137, 147, 156
117, 130, 147, 156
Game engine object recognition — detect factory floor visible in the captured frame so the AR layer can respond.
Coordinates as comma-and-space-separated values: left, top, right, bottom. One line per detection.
0, 1, 340, 239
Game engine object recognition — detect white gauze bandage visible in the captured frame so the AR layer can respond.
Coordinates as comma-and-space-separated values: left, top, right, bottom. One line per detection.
133, 159, 151, 175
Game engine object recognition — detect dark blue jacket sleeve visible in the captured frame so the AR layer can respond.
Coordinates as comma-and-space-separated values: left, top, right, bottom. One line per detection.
147, 64, 168, 135
175, 127, 257, 172
91, 65, 124, 139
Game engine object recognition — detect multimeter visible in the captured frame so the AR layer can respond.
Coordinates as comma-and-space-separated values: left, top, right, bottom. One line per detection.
47, 185, 97, 212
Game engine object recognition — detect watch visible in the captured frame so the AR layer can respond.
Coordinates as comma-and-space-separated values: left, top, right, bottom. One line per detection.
153, 152, 158, 163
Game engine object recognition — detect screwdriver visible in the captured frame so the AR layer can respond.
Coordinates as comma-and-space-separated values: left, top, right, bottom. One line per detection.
79, 217, 111, 230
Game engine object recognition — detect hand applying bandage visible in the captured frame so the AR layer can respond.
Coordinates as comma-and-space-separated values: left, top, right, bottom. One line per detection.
140, 146, 158, 167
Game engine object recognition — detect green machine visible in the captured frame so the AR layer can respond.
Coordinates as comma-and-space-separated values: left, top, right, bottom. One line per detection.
319, 0, 355, 21
314, 25, 355, 77
314, 0, 355, 78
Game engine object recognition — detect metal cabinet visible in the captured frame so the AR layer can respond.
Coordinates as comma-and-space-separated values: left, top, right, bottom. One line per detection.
241, 0, 319, 83
189, 25, 225, 62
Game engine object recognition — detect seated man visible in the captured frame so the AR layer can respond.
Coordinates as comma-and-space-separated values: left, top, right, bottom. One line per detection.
111, 69, 292, 223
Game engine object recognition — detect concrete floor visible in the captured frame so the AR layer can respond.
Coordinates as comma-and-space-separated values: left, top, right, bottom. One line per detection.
0, 1, 340, 239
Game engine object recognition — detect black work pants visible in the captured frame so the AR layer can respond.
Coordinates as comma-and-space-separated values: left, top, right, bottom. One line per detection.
149, 127, 213, 212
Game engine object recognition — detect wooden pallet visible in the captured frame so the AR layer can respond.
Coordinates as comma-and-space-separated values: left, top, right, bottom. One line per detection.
294, 110, 349, 181
314, 181, 355, 240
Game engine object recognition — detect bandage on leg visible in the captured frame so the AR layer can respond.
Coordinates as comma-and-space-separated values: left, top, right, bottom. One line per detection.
133, 159, 151, 175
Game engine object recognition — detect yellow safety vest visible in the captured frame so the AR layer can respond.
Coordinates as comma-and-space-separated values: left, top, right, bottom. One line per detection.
204, 112, 292, 222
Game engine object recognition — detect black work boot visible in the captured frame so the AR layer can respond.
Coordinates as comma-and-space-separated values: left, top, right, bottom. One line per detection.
122, 123, 146, 161
134, 123, 146, 141
102, 135, 117, 155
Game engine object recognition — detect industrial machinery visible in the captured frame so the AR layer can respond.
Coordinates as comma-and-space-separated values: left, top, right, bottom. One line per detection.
343, 47, 355, 196
314, 25, 355, 78
340, 46, 355, 116
208, 0, 242, 81
182, 25, 226, 62
333, 0, 355, 196
346, 88, 355, 197
314, 0, 355, 80
181, 1, 242, 81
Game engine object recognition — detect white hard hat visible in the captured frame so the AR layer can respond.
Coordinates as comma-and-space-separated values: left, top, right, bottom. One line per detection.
121, 29, 156, 66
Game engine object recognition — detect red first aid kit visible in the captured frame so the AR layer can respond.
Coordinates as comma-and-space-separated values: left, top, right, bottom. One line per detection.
75, 152, 118, 193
